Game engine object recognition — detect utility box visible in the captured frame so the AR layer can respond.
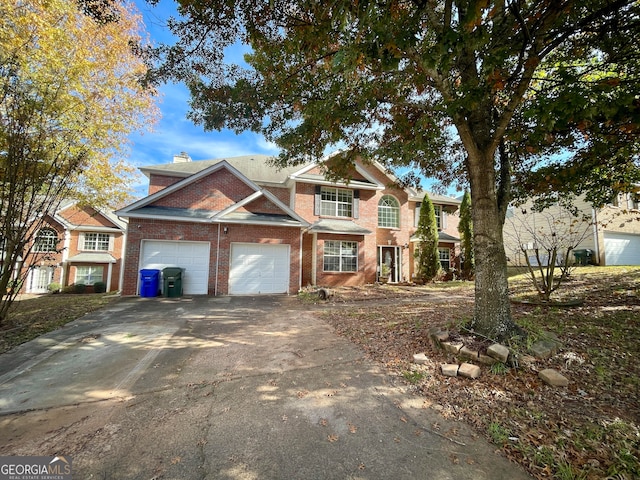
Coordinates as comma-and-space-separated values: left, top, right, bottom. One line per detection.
139, 269, 160, 297
162, 267, 183, 297
573, 249, 592, 266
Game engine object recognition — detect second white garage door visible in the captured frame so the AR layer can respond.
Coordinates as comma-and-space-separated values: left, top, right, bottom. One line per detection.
140, 240, 210, 294
229, 243, 290, 294
604, 232, 640, 265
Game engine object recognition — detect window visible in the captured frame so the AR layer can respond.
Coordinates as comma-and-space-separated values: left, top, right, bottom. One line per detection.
378, 195, 400, 228
434, 205, 442, 229
323, 240, 358, 272
33, 228, 58, 252
439, 248, 451, 271
75, 266, 103, 285
82, 233, 111, 251
320, 187, 353, 217
414, 203, 446, 229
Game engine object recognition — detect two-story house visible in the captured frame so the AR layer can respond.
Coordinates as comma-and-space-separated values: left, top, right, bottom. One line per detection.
21, 200, 126, 293
116, 152, 461, 296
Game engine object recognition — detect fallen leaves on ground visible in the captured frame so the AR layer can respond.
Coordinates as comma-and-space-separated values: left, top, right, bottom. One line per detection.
320, 267, 640, 479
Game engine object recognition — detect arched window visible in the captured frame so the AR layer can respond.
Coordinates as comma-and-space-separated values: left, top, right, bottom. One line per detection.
33, 227, 58, 252
378, 195, 400, 228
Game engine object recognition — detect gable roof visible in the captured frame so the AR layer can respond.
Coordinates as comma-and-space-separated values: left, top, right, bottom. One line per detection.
54, 200, 126, 232
117, 160, 309, 228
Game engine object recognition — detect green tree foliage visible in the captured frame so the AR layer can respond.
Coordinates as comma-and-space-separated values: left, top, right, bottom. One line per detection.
0, 0, 157, 323
415, 194, 441, 283
146, 0, 639, 339
458, 190, 474, 280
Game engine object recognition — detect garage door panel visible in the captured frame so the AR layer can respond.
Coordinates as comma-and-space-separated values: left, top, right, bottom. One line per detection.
229, 243, 290, 294
604, 232, 640, 266
141, 240, 210, 295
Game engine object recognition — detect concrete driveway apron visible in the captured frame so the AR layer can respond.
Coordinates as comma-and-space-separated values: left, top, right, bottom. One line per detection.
0, 295, 531, 479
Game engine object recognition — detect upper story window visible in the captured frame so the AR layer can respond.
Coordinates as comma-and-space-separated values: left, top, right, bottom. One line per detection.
434, 205, 442, 229
378, 195, 400, 228
33, 228, 58, 252
81, 232, 111, 251
320, 187, 353, 217
414, 203, 447, 230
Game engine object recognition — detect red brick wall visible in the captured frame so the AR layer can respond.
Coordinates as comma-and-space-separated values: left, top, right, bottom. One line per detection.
152, 170, 254, 211
122, 218, 302, 296
295, 162, 417, 285
148, 174, 184, 194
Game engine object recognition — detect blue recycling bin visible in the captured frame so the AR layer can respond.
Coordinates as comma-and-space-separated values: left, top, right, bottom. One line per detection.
140, 269, 160, 297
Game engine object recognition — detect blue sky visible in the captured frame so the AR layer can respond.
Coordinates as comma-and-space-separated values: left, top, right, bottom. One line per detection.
128, 1, 279, 181
128, 1, 445, 197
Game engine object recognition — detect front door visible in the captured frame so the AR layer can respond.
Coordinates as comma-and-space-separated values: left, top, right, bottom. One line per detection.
378, 246, 402, 283
28, 266, 54, 293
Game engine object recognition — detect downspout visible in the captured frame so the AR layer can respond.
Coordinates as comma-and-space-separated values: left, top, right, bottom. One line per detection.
215, 223, 221, 296
591, 208, 600, 265
299, 229, 303, 292
311, 232, 317, 285
60, 230, 71, 288
117, 229, 127, 293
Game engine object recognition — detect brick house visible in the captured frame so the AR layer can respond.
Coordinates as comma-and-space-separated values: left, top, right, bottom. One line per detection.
116, 152, 461, 296
18, 201, 126, 293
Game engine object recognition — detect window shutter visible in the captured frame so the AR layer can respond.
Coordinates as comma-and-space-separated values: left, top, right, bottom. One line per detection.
78, 233, 85, 250
442, 211, 448, 230
414, 202, 421, 227
353, 190, 360, 218
108, 234, 114, 252
314, 185, 321, 216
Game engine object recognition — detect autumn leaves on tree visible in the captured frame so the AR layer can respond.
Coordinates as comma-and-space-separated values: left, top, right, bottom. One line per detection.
0, 0, 157, 322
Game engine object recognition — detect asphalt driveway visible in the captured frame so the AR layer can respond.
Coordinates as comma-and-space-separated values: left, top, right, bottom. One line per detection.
0, 295, 531, 479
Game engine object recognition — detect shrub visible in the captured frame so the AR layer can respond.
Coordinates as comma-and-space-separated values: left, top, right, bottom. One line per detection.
47, 282, 61, 293
73, 283, 87, 294
93, 281, 107, 293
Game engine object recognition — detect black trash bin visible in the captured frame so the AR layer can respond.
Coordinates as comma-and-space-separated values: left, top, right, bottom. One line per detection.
140, 269, 160, 297
162, 267, 183, 297
573, 249, 592, 266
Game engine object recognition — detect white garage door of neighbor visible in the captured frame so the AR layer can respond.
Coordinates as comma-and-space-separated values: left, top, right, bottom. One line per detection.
229, 243, 290, 294
604, 232, 640, 265
140, 240, 210, 294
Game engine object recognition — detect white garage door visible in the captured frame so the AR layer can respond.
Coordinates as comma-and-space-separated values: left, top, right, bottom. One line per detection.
229, 243, 290, 294
604, 232, 640, 265
140, 240, 210, 294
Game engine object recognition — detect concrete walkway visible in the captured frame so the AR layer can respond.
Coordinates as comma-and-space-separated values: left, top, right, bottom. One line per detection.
0, 295, 531, 479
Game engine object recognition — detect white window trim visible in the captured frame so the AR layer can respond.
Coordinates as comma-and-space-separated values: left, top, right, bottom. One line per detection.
323, 240, 358, 272
320, 187, 354, 218
75, 265, 104, 285
79, 232, 113, 252
378, 195, 400, 229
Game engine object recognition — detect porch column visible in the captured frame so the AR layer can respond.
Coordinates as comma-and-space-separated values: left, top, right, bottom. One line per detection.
106, 263, 113, 293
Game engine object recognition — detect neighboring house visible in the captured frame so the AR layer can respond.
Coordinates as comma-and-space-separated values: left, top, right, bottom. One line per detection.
116, 152, 461, 296
18, 201, 126, 293
503, 190, 640, 266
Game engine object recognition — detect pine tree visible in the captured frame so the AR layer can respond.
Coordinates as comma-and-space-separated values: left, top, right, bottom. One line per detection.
415, 194, 441, 283
458, 191, 474, 280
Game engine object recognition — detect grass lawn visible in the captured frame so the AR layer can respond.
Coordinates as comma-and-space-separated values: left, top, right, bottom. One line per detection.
322, 266, 640, 480
0, 293, 120, 354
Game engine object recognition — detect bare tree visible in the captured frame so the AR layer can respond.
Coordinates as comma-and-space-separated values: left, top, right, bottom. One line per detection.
504, 199, 593, 301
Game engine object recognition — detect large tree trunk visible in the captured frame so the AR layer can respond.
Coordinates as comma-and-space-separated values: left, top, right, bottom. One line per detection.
465, 148, 520, 341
